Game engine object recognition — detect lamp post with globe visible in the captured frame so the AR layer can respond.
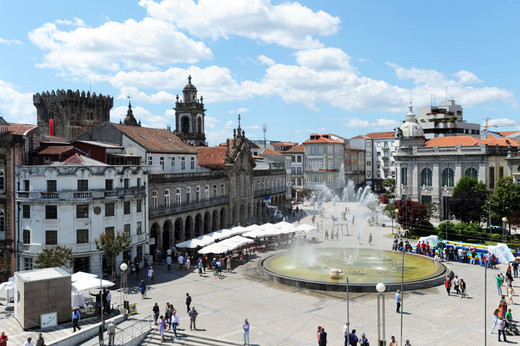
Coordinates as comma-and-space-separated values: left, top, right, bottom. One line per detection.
376, 282, 386, 346
502, 217, 508, 238
120, 262, 128, 312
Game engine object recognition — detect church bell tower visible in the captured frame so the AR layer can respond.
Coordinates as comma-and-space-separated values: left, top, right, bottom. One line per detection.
174, 76, 207, 146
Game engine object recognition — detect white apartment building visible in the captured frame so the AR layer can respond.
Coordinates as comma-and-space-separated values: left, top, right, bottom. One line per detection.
285, 144, 305, 199
351, 132, 397, 193
15, 156, 148, 276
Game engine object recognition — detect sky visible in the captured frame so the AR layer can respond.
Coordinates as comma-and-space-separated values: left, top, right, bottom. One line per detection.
1, 0, 520, 146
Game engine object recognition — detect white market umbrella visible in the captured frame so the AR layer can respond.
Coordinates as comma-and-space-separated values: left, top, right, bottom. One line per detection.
295, 224, 317, 232
71, 271, 98, 282
198, 243, 230, 255
72, 277, 115, 291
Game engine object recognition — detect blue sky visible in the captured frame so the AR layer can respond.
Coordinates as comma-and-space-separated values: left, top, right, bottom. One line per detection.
1, 0, 519, 145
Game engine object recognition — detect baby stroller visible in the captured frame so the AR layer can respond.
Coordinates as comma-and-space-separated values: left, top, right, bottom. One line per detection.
505, 321, 520, 336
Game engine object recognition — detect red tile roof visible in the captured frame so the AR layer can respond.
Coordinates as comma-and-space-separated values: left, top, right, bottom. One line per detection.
425, 136, 519, 147
304, 137, 343, 144
365, 131, 396, 139
113, 124, 197, 154
7, 123, 38, 136
37, 146, 75, 155
272, 142, 296, 147
197, 147, 228, 169
286, 144, 304, 153
499, 131, 520, 137
262, 148, 282, 155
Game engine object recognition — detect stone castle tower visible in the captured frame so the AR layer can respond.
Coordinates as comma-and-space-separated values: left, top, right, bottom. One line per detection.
174, 76, 207, 146
33, 89, 113, 139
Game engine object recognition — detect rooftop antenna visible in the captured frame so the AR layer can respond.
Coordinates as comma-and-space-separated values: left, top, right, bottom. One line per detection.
263, 124, 267, 149
127, 94, 132, 106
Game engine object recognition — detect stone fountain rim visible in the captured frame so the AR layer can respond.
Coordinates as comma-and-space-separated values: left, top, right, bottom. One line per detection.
260, 248, 450, 293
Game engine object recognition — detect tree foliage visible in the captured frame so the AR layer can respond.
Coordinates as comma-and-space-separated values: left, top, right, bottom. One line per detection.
95, 231, 131, 277
394, 199, 431, 235
35, 245, 72, 269
449, 175, 488, 222
384, 178, 396, 199
487, 177, 520, 231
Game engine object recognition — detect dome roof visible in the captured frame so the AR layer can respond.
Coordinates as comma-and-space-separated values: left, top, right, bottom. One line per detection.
399, 101, 424, 138
183, 75, 197, 92
123, 102, 139, 126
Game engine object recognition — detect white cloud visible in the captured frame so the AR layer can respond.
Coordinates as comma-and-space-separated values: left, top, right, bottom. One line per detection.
484, 118, 519, 128
344, 118, 399, 129
0, 37, 22, 45
139, 0, 340, 49
0, 81, 35, 124
111, 105, 171, 129
243, 125, 259, 130
454, 70, 482, 84
29, 17, 212, 77
258, 55, 275, 66
205, 116, 219, 129
227, 107, 249, 115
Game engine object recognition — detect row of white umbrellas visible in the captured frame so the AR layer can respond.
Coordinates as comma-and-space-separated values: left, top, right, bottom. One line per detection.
71, 271, 115, 291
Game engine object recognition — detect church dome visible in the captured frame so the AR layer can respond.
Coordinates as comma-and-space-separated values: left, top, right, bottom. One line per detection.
398, 101, 424, 138
123, 102, 139, 126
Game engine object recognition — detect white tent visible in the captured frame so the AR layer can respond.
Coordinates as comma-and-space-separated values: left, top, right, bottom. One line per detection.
295, 224, 317, 232
176, 234, 215, 248
72, 277, 115, 291
198, 236, 254, 254
197, 243, 230, 255
71, 271, 98, 282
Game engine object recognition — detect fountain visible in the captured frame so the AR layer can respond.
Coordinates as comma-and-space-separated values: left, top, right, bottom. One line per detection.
261, 168, 448, 292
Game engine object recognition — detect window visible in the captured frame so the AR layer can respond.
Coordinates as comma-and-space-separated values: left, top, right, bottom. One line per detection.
465, 168, 478, 179
76, 204, 89, 218
0, 171, 4, 190
291, 156, 296, 163
137, 245, 143, 262
489, 167, 495, 188
23, 257, 33, 271
176, 188, 181, 206
186, 187, 191, 204
297, 155, 302, 163
421, 196, 432, 205
137, 178, 141, 187
124, 178, 129, 189
164, 189, 171, 207
499, 166, 504, 179
171, 157, 175, 168
152, 191, 158, 209
124, 201, 131, 214
47, 180, 57, 192
136, 199, 142, 213
77, 180, 88, 191
105, 202, 115, 217
213, 184, 217, 197
160, 157, 165, 170
105, 227, 115, 237
23, 180, 30, 191
105, 179, 113, 190
221, 184, 225, 195
420, 168, 432, 186
124, 224, 131, 237
442, 168, 455, 187
22, 229, 30, 244
196, 186, 200, 202
137, 221, 142, 234
205, 185, 209, 200
45, 230, 58, 245
400, 167, 408, 186
191, 157, 195, 169
45, 205, 58, 219
77, 229, 89, 244
148, 156, 153, 166
181, 157, 186, 170
22, 205, 30, 218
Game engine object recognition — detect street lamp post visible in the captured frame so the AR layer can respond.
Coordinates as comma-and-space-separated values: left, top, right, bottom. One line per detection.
400, 247, 405, 346
502, 217, 508, 238
394, 209, 399, 236
120, 262, 128, 312
376, 282, 386, 346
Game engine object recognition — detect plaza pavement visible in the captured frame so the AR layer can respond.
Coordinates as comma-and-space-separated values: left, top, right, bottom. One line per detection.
1, 201, 518, 345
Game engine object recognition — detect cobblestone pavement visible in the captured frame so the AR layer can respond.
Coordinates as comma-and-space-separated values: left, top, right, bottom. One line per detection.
1, 201, 518, 345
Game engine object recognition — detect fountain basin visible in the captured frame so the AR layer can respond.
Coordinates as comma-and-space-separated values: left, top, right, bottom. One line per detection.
261, 248, 448, 292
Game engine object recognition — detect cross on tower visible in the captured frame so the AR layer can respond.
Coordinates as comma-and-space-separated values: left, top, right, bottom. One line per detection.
188, 75, 192, 84
238, 114, 241, 129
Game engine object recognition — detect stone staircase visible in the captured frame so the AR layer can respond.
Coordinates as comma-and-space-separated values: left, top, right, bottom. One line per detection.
142, 329, 244, 346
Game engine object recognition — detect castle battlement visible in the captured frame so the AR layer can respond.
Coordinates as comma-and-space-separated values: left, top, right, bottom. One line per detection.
33, 89, 113, 109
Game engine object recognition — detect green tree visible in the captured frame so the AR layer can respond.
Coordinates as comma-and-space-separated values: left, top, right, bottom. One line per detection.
487, 177, 520, 234
394, 199, 431, 236
384, 178, 396, 199
449, 175, 488, 222
95, 231, 131, 278
35, 245, 73, 269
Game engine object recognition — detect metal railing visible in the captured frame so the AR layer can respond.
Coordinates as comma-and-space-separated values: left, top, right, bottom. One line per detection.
149, 196, 230, 217
114, 315, 153, 345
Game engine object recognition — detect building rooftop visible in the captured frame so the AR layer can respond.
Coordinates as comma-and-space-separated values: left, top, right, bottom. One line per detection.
262, 148, 282, 155
36, 146, 76, 155
425, 136, 519, 147
285, 144, 304, 153
16, 267, 70, 282
7, 123, 38, 136
197, 147, 229, 169
54, 153, 109, 166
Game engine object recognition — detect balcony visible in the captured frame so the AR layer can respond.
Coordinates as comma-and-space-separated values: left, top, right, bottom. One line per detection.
149, 195, 230, 217
254, 187, 287, 198
17, 188, 146, 202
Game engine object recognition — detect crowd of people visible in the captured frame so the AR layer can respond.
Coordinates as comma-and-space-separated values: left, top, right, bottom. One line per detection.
314, 323, 412, 346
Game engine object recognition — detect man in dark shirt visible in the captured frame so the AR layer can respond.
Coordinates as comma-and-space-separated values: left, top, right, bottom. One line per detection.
319, 327, 327, 346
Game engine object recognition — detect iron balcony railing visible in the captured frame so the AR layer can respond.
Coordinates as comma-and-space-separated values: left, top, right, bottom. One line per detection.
149, 195, 230, 217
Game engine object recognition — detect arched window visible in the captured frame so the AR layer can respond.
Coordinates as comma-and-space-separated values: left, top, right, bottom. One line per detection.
186, 187, 191, 204
152, 191, 158, 209
205, 185, 209, 201
442, 168, 455, 187
164, 189, 170, 207
181, 116, 190, 134
160, 157, 164, 170
421, 168, 433, 186
196, 186, 200, 202
465, 167, 478, 179
176, 188, 181, 206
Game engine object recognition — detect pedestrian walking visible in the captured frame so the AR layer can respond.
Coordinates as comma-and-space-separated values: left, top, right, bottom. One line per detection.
368, 233, 372, 245
35, 333, 45, 346
147, 266, 154, 283
496, 274, 504, 296
158, 316, 165, 343
318, 327, 327, 346
325, 230, 329, 240
460, 279, 467, 298
348, 329, 358, 346
172, 309, 180, 337
490, 308, 500, 334
153, 303, 160, 325
139, 280, 146, 299
166, 255, 172, 270
444, 276, 452, 296
107, 322, 122, 346
189, 306, 198, 330
498, 316, 508, 342
23, 337, 33, 346
404, 340, 411, 346
359, 333, 369, 345
98, 321, 106, 346
389, 336, 398, 346
242, 318, 250, 346
317, 326, 322, 345
72, 308, 81, 332
453, 275, 460, 295
186, 292, 192, 313
395, 290, 401, 313
0, 331, 8, 345
178, 254, 184, 269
